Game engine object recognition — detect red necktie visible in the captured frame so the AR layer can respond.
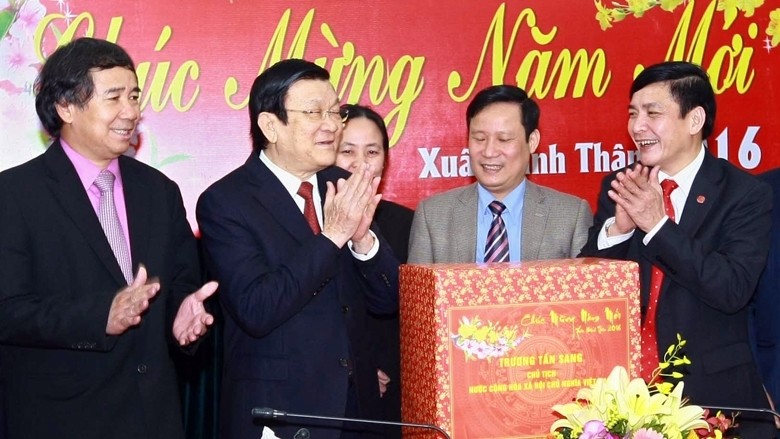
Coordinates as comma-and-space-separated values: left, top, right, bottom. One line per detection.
641, 179, 678, 383
297, 181, 321, 234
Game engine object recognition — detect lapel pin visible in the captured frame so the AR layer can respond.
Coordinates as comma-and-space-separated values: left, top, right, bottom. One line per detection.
696, 195, 705, 204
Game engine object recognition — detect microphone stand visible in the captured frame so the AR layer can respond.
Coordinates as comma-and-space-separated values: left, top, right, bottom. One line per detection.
701, 404, 780, 419
252, 407, 451, 439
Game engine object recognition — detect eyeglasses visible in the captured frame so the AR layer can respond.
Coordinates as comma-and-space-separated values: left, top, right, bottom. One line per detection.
287, 108, 348, 123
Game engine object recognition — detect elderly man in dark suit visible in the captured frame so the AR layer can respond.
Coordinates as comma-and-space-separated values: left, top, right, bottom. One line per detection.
0, 38, 217, 439
579, 61, 774, 436
196, 59, 399, 439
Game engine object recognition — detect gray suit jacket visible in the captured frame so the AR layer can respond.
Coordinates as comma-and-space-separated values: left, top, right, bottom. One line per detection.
408, 181, 592, 263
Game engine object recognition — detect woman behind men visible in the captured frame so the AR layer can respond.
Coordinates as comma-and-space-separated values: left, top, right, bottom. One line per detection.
337, 104, 414, 262
337, 104, 413, 438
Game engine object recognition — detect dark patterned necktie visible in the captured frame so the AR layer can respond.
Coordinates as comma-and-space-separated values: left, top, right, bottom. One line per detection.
484, 201, 509, 263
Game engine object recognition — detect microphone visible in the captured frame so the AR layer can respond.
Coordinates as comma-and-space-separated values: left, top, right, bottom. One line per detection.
252, 407, 451, 439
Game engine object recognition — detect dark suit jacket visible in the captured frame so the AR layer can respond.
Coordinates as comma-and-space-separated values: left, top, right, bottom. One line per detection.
751, 169, 780, 407
0, 141, 201, 439
196, 155, 399, 439
580, 151, 773, 435
374, 199, 414, 264
367, 199, 413, 438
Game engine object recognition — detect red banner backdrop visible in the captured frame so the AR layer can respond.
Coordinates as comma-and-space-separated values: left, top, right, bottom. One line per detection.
1, 0, 778, 228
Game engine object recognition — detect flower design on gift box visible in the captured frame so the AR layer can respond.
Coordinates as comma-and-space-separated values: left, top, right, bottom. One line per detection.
452, 316, 528, 361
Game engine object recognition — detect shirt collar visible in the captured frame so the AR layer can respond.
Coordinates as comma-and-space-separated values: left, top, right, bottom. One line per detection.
476, 179, 527, 217
60, 139, 122, 192
657, 145, 705, 198
259, 150, 319, 197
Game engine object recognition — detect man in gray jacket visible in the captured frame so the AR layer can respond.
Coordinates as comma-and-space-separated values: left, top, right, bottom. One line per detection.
409, 85, 591, 264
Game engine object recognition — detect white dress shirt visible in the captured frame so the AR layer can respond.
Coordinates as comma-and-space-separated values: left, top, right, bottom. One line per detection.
598, 146, 705, 249
259, 151, 379, 259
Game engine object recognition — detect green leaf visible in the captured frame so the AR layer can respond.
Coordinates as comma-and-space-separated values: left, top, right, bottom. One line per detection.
156, 154, 191, 168
0, 11, 14, 41
49, 22, 62, 41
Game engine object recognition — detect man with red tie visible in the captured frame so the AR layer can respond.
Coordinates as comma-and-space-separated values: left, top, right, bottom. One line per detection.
196, 59, 399, 439
579, 61, 774, 436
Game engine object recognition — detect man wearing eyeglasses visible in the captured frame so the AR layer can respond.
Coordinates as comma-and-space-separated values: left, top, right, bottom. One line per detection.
197, 59, 399, 439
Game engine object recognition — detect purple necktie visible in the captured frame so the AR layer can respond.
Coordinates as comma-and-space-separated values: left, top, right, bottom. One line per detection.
94, 170, 133, 284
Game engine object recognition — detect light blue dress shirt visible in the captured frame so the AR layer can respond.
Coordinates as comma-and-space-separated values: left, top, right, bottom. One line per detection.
475, 181, 526, 262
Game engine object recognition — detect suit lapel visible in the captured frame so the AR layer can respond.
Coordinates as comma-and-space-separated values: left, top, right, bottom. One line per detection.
120, 157, 150, 280
455, 185, 478, 262
654, 152, 720, 297
245, 155, 313, 243
43, 142, 127, 286
677, 151, 720, 236
521, 182, 546, 261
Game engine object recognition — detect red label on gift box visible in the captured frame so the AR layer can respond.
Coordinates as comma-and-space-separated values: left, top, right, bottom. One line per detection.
400, 259, 640, 438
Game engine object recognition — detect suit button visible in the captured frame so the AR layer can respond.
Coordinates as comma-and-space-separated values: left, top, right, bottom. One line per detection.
338, 358, 353, 376
137, 364, 148, 374
342, 305, 350, 314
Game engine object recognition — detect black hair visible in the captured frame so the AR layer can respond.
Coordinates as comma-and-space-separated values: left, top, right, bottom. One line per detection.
339, 104, 389, 156
630, 61, 716, 139
34, 37, 136, 138
248, 59, 330, 153
466, 85, 540, 141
